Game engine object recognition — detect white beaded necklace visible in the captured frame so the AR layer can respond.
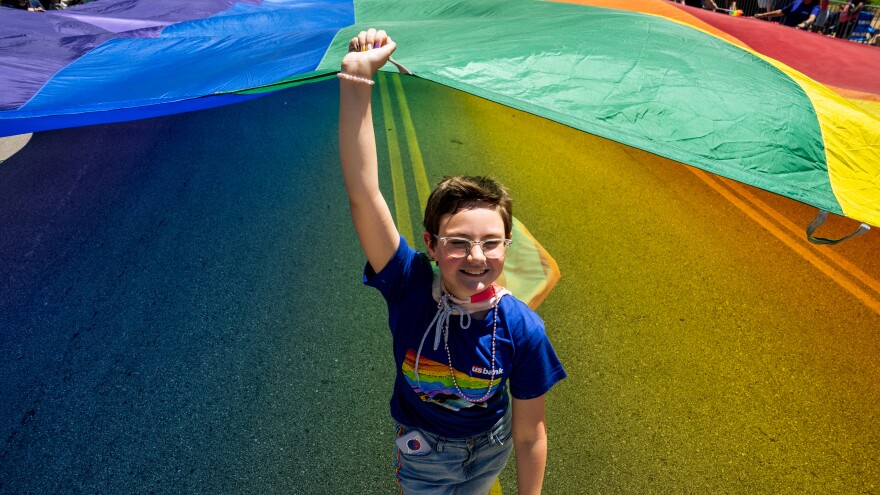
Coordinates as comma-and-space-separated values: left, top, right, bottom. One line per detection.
413, 285, 507, 404
443, 297, 503, 403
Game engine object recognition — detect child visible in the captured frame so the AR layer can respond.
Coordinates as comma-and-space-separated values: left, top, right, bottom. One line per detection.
338, 28, 566, 495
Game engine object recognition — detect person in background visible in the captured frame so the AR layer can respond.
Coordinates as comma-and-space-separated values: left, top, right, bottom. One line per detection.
797, 0, 828, 30
3, 0, 45, 10
836, 0, 865, 39
754, 0, 820, 27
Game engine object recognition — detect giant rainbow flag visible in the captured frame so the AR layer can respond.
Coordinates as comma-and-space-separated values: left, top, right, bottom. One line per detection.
2, 0, 879, 227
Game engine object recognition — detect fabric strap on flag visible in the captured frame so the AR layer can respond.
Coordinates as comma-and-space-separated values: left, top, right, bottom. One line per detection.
806, 210, 871, 245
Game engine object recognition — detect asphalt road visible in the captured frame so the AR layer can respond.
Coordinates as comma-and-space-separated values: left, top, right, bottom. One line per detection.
1, 76, 878, 494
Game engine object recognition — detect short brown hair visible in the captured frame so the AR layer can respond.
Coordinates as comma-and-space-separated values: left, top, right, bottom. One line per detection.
423, 176, 513, 239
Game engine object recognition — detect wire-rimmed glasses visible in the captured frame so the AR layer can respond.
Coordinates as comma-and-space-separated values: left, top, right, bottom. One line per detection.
435, 236, 512, 259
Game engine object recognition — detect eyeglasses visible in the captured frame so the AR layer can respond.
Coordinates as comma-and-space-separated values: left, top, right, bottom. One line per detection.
435, 236, 512, 259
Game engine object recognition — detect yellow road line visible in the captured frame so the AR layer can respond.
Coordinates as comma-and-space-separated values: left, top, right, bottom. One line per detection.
378, 71, 414, 243
390, 73, 432, 213
717, 175, 880, 298
690, 168, 880, 315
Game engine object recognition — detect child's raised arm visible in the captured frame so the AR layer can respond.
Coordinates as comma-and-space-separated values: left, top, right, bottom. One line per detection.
339, 28, 400, 274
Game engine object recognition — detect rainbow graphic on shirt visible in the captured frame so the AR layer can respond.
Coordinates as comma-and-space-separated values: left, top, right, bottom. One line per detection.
402, 349, 500, 411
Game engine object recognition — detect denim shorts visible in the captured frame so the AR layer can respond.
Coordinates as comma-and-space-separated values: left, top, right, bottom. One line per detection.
393, 408, 513, 495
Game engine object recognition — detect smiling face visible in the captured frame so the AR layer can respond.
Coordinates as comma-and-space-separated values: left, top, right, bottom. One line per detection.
424, 205, 507, 300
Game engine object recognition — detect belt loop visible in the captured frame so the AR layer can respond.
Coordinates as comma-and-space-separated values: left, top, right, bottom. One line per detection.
492, 429, 504, 446
436, 439, 444, 453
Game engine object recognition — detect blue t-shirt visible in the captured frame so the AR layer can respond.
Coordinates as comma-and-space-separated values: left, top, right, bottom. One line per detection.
365, 236, 567, 438
781, 0, 820, 26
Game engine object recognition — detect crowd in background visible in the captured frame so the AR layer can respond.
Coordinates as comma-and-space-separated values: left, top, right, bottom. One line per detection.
1, 0, 86, 10
676, 0, 879, 44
